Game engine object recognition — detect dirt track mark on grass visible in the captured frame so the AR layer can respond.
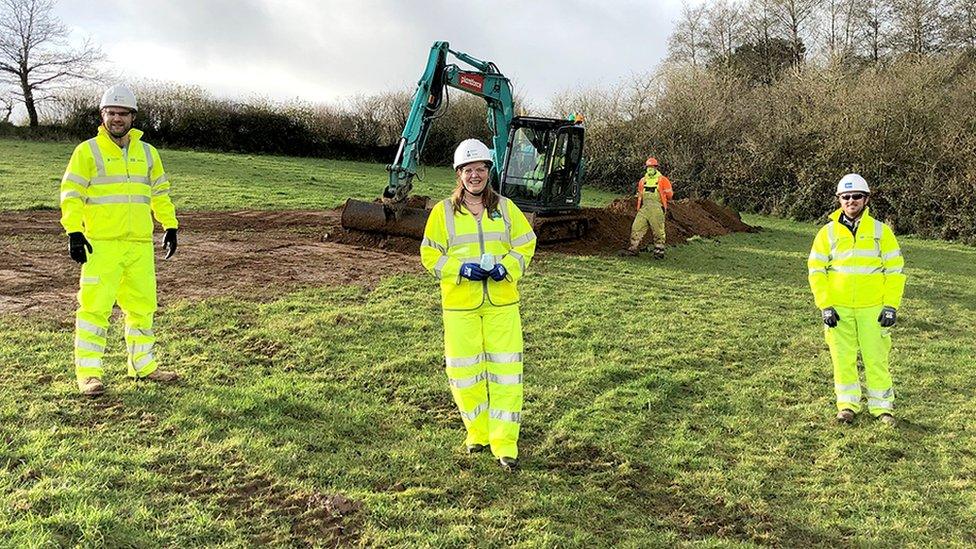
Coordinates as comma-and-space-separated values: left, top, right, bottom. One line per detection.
163, 452, 363, 546
605, 462, 846, 545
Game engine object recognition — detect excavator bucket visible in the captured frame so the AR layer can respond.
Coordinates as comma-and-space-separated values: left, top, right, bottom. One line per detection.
524, 212, 592, 243
340, 198, 431, 239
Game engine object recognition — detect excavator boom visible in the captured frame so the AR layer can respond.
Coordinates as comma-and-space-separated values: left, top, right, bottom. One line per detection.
341, 41, 589, 243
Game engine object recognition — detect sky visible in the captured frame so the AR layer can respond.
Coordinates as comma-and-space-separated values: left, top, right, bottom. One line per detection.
51, 0, 683, 111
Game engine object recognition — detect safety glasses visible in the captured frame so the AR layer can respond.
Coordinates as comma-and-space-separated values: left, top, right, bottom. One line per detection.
839, 193, 866, 201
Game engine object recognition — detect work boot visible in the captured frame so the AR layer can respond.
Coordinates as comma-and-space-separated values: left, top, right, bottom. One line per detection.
466, 443, 488, 454
77, 377, 105, 396
653, 247, 665, 259
617, 248, 639, 257
498, 456, 518, 471
836, 409, 855, 424
144, 369, 179, 382
878, 413, 897, 427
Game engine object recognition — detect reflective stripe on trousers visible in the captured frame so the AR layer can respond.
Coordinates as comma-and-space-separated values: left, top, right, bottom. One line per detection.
443, 302, 523, 459
824, 304, 894, 416
74, 240, 160, 379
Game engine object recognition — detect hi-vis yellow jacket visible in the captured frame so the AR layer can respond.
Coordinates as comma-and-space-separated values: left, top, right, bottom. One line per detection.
59, 126, 178, 242
808, 208, 906, 310
421, 197, 537, 311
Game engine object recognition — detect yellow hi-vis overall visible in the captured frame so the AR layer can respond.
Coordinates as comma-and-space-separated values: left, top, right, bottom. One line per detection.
59, 126, 178, 380
808, 208, 905, 416
421, 197, 537, 458
629, 169, 668, 250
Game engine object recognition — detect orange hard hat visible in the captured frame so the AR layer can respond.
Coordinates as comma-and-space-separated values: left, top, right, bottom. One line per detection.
645, 156, 659, 167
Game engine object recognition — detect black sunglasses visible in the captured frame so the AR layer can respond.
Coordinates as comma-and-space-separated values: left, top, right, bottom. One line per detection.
839, 193, 866, 201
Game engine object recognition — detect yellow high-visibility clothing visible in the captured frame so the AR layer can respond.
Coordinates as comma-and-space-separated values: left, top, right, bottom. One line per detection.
808, 208, 905, 416
60, 126, 178, 241
826, 305, 893, 416
443, 304, 523, 458
420, 197, 536, 311
630, 169, 672, 250
60, 126, 177, 380
421, 197, 537, 458
74, 240, 159, 380
807, 208, 905, 309
629, 201, 665, 250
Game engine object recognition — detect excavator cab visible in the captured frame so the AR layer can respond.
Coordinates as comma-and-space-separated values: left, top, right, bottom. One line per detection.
499, 117, 585, 215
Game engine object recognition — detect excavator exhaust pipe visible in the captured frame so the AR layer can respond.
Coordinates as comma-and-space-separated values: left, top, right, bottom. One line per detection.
340, 198, 431, 239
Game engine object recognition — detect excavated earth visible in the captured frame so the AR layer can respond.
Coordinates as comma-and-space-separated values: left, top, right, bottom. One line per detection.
0, 198, 755, 317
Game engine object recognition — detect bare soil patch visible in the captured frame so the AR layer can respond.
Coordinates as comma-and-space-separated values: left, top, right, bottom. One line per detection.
0, 198, 754, 317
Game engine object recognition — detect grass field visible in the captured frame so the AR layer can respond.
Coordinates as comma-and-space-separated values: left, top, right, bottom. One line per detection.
2, 138, 976, 547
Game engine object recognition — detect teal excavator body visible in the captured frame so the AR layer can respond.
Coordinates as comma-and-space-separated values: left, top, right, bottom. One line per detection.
341, 41, 590, 242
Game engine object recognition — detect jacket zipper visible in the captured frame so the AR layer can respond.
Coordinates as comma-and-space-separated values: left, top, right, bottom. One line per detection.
476, 214, 488, 300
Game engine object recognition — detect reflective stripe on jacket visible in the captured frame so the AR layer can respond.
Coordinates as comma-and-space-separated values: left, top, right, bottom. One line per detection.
59, 126, 178, 241
808, 208, 906, 309
421, 196, 537, 311
636, 170, 673, 210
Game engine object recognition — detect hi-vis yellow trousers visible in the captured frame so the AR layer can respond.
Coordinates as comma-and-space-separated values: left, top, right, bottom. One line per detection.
826, 305, 894, 416
629, 200, 666, 250
74, 240, 159, 380
443, 302, 524, 459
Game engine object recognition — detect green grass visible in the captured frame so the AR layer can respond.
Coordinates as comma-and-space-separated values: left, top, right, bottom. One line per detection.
2, 138, 976, 546
0, 138, 619, 211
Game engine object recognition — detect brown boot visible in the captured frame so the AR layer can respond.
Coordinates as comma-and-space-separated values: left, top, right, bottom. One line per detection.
78, 377, 105, 396
877, 413, 897, 427
144, 369, 179, 382
836, 409, 855, 424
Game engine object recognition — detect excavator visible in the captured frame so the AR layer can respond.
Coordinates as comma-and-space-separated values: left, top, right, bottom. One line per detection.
340, 41, 591, 242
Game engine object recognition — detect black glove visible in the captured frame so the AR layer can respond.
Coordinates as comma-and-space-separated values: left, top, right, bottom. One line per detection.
822, 307, 839, 328
162, 228, 178, 259
68, 232, 93, 264
878, 306, 897, 327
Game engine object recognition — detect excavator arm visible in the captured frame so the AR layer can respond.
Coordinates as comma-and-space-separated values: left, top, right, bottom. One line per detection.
383, 41, 515, 204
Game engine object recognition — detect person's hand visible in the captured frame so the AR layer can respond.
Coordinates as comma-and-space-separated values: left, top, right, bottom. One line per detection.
878, 306, 897, 327
460, 263, 489, 281
68, 232, 92, 264
162, 228, 177, 259
488, 264, 507, 282
822, 307, 839, 328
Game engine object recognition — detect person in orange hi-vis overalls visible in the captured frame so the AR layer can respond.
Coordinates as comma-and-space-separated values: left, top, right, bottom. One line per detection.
624, 156, 672, 258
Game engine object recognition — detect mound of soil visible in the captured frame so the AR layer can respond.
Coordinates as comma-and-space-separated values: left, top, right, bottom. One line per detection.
545, 197, 757, 255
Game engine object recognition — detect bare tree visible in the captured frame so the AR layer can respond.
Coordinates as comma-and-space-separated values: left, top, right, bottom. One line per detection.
818, 0, 861, 60
0, 91, 13, 122
944, 0, 976, 50
0, 0, 103, 127
705, 0, 745, 68
853, 0, 893, 63
668, 2, 710, 67
888, 0, 945, 55
768, 0, 820, 66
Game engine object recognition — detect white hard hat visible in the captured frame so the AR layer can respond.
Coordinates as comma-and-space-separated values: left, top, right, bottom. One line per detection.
836, 173, 870, 195
99, 84, 138, 112
453, 138, 493, 170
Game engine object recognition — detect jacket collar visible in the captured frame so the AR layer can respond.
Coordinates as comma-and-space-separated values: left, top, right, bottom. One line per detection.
828, 206, 871, 224
96, 125, 144, 148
